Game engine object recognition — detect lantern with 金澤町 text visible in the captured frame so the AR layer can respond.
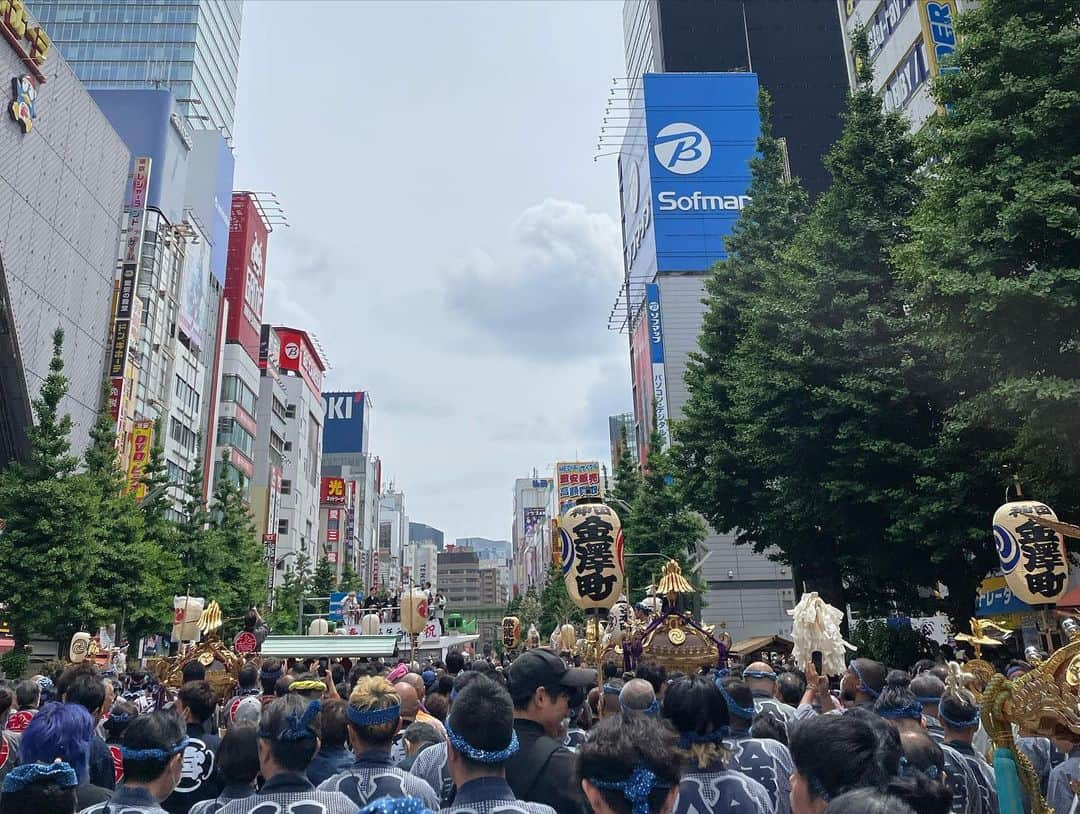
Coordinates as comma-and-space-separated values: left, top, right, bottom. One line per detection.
993, 501, 1070, 605
558, 503, 625, 611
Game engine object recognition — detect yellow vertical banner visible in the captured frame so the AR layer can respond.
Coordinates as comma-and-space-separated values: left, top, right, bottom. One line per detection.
918, 0, 959, 79
126, 420, 154, 499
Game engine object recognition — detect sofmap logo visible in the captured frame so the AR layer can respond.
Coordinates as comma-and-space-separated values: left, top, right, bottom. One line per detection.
283, 341, 300, 360
653, 122, 711, 175
647, 299, 662, 346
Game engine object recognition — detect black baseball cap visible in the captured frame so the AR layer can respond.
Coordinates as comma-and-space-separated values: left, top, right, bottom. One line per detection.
507, 648, 596, 695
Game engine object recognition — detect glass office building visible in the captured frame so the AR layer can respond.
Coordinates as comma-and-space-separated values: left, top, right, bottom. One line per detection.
28, 0, 242, 140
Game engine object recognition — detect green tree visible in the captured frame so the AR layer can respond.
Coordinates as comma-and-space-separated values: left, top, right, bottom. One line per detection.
204, 456, 264, 620
538, 564, 582, 638
175, 449, 211, 595
269, 552, 313, 634
0, 330, 106, 647
623, 426, 706, 603
516, 588, 541, 636
894, 0, 1080, 618
138, 419, 180, 562
339, 562, 362, 594
82, 385, 179, 641
674, 89, 810, 537
850, 619, 936, 670
312, 556, 336, 597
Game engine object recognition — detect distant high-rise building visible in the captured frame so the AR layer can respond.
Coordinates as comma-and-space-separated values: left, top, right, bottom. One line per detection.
608, 413, 637, 473
409, 522, 445, 551
28, 0, 242, 140
622, 0, 848, 196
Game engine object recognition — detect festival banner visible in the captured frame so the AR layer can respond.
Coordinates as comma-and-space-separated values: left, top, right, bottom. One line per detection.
125, 420, 154, 499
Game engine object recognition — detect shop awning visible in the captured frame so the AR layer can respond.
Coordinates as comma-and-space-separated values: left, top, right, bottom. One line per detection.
0, 638, 13, 654
260, 635, 399, 659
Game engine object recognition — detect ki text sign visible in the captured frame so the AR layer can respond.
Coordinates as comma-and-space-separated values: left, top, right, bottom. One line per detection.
556, 461, 602, 516
323, 391, 367, 455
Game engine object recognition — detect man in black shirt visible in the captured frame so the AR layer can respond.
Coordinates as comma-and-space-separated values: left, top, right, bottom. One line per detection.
505, 649, 595, 814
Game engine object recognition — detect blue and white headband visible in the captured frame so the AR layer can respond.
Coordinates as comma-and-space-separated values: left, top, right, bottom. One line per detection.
445, 719, 519, 763
642, 698, 659, 716
602, 684, 622, 696
716, 683, 755, 720
915, 695, 941, 705
358, 798, 435, 814
259, 700, 322, 742
678, 729, 727, 748
589, 766, 671, 814
121, 736, 190, 761
849, 661, 881, 699
743, 669, 777, 681
2, 761, 79, 793
938, 706, 980, 729
877, 701, 924, 721
347, 703, 401, 728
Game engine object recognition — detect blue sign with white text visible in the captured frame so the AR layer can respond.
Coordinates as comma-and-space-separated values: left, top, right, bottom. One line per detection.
643, 72, 760, 273
645, 283, 665, 364
323, 391, 367, 454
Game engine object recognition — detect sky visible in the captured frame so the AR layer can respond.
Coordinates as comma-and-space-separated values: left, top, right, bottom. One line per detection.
231, 1, 631, 544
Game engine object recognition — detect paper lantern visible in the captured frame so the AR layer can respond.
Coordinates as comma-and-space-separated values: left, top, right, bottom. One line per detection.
401, 589, 430, 636
993, 500, 1069, 605
308, 618, 330, 636
559, 623, 577, 653
502, 616, 521, 649
361, 613, 381, 635
69, 632, 91, 663
527, 624, 541, 648
171, 596, 204, 643
559, 503, 625, 610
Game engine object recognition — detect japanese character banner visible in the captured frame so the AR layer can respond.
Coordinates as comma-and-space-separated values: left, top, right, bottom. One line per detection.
125, 420, 154, 500
993, 501, 1070, 605
559, 503, 625, 610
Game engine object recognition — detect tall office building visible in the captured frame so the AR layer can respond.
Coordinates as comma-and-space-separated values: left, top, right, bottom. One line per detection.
622, 0, 848, 196
28, 0, 242, 140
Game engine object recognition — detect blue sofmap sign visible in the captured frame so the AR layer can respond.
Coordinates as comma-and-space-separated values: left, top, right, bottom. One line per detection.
644, 282, 669, 446
644, 72, 760, 273
322, 391, 367, 455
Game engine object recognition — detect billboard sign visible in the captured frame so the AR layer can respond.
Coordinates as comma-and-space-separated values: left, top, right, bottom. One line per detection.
320, 477, 346, 506
323, 391, 367, 455
644, 282, 670, 447
0, 2, 50, 82
642, 72, 760, 273
326, 508, 341, 543
275, 327, 324, 396
125, 420, 154, 499
556, 461, 603, 516
258, 324, 280, 377
225, 193, 269, 362
177, 219, 210, 350
918, 0, 958, 79
523, 507, 546, 536
630, 305, 652, 463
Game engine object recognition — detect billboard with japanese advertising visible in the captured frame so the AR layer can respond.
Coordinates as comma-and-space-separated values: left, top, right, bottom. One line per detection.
523, 507, 546, 536
225, 193, 269, 363
320, 477, 346, 506
630, 305, 652, 464
556, 461, 603, 516
323, 391, 368, 455
644, 283, 670, 447
125, 421, 154, 499
275, 327, 324, 396
620, 73, 760, 283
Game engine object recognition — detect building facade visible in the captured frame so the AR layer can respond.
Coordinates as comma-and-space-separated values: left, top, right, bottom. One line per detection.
0, 6, 130, 467
378, 490, 408, 595
409, 522, 444, 551
438, 550, 500, 608
608, 413, 636, 474
511, 476, 553, 596
251, 326, 326, 575
621, 0, 848, 196
836, 0, 970, 131
28, 0, 243, 140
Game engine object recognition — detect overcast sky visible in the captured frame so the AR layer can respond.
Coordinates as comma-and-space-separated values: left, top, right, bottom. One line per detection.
232, 1, 630, 544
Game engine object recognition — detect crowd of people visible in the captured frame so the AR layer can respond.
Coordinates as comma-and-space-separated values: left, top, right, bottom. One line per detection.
0, 644, 1069, 814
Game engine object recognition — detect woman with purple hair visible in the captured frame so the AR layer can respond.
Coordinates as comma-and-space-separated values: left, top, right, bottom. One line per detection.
17, 701, 112, 810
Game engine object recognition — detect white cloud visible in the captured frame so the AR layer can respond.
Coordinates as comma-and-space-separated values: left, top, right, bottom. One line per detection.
445, 199, 623, 362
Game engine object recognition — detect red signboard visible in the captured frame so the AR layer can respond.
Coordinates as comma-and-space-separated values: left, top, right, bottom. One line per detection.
326, 508, 340, 543
320, 477, 346, 506
107, 376, 124, 422
130, 157, 151, 208
275, 327, 324, 396
224, 194, 270, 363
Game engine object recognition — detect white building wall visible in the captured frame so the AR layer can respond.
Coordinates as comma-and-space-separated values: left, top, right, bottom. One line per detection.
276, 374, 323, 563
